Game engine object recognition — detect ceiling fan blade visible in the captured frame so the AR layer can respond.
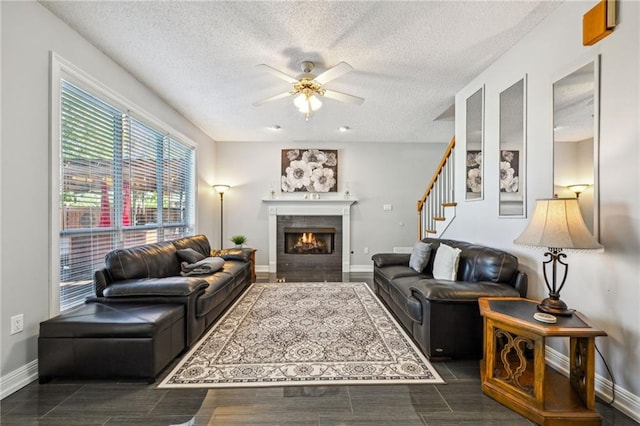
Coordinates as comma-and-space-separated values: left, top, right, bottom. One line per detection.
322, 89, 365, 106
253, 91, 292, 107
256, 64, 298, 84
314, 62, 353, 85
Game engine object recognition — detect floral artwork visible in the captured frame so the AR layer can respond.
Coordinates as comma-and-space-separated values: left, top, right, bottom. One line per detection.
466, 150, 482, 193
500, 150, 519, 193
281, 149, 338, 193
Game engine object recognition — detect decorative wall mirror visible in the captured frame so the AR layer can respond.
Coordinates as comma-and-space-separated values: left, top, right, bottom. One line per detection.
553, 56, 600, 239
499, 77, 527, 217
465, 87, 484, 201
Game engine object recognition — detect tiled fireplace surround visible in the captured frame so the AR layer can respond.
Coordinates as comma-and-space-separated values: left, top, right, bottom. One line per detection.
263, 199, 356, 280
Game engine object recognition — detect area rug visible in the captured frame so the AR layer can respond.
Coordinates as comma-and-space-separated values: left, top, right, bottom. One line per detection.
159, 282, 444, 388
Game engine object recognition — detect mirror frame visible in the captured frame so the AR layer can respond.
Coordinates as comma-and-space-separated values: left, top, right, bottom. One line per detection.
552, 55, 600, 240
498, 76, 527, 218
465, 86, 484, 201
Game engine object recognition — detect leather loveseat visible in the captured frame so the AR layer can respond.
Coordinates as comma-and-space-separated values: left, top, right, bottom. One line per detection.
90, 234, 253, 347
372, 238, 527, 360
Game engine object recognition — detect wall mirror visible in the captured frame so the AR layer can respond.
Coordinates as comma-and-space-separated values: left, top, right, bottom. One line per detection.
499, 77, 526, 217
465, 87, 484, 201
553, 56, 600, 238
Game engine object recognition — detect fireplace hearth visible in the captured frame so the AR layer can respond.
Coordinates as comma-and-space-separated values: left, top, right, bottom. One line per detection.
277, 216, 341, 281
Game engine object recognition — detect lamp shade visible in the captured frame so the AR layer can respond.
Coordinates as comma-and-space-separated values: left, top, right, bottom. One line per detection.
213, 184, 230, 194
514, 198, 603, 251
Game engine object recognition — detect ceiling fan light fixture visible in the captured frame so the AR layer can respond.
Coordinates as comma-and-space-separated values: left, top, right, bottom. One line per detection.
294, 93, 322, 114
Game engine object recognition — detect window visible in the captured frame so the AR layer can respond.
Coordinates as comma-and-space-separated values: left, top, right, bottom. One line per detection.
58, 79, 195, 311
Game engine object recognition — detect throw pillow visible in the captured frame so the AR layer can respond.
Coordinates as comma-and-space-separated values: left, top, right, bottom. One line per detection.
409, 241, 432, 273
176, 248, 206, 264
432, 243, 462, 280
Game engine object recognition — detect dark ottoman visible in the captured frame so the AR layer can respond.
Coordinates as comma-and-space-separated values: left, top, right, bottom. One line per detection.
38, 302, 184, 383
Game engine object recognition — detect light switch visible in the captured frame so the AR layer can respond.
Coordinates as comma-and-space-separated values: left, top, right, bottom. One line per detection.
383, 204, 393, 211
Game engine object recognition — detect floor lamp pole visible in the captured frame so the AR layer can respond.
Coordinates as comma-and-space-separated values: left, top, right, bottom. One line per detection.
219, 192, 224, 249
213, 185, 231, 249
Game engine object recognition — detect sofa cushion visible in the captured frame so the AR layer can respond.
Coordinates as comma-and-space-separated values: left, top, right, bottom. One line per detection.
172, 234, 211, 259
105, 241, 180, 281
195, 260, 249, 317
102, 277, 209, 298
458, 246, 519, 283
387, 276, 424, 324
409, 242, 432, 273
176, 248, 206, 264
432, 244, 462, 280
410, 279, 520, 303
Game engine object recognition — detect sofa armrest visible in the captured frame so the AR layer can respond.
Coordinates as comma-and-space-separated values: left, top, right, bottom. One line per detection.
93, 269, 110, 297
211, 248, 253, 262
371, 253, 410, 268
102, 278, 209, 298
512, 271, 528, 298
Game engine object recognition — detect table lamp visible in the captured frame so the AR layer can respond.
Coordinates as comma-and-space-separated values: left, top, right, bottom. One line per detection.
514, 198, 603, 316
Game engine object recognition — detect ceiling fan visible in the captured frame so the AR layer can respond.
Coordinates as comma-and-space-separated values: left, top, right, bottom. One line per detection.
253, 61, 364, 120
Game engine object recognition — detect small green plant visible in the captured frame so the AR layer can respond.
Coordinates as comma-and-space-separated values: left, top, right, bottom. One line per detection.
230, 235, 247, 245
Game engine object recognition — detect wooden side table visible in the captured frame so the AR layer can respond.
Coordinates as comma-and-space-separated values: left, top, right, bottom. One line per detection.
479, 297, 606, 426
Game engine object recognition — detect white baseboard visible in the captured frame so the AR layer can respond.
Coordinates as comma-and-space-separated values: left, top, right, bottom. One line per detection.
0, 359, 38, 400
349, 264, 373, 273
393, 247, 413, 254
545, 346, 640, 423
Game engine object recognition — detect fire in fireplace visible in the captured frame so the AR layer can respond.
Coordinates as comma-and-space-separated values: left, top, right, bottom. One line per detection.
284, 227, 335, 255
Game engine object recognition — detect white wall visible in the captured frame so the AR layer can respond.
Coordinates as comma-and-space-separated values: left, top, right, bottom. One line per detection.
0, 2, 217, 394
451, 0, 640, 414
215, 141, 447, 269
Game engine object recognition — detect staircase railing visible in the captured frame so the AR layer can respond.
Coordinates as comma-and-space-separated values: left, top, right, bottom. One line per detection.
417, 136, 456, 239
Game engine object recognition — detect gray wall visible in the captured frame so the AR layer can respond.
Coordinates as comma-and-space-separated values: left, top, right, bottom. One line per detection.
0, 2, 217, 392
450, 0, 640, 414
214, 141, 448, 270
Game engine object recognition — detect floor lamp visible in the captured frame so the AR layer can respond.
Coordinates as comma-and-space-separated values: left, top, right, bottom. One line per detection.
213, 185, 230, 249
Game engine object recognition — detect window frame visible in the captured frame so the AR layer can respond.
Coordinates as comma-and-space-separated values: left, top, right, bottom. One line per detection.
50, 53, 198, 316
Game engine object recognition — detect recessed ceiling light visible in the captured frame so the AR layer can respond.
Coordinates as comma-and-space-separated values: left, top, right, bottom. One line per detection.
339, 126, 350, 132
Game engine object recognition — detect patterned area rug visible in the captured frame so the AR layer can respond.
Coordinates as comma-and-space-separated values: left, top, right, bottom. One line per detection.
159, 282, 444, 388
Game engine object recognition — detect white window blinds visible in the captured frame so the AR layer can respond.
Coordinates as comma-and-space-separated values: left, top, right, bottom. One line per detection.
59, 80, 195, 311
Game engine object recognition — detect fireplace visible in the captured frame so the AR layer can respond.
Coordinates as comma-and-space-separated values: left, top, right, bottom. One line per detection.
263, 198, 356, 280
284, 227, 335, 254
277, 216, 341, 281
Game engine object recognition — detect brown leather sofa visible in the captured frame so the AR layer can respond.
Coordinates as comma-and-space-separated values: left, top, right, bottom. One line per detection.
372, 238, 527, 360
39, 235, 252, 382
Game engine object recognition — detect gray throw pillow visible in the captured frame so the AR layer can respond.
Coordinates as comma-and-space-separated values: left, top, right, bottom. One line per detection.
176, 248, 206, 264
409, 241, 432, 273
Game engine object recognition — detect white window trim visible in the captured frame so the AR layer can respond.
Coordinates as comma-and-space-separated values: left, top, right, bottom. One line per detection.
49, 52, 199, 316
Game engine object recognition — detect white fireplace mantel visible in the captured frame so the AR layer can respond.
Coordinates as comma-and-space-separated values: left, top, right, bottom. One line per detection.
262, 198, 357, 274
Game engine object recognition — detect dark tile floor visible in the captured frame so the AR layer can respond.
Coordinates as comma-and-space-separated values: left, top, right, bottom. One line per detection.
1, 274, 636, 425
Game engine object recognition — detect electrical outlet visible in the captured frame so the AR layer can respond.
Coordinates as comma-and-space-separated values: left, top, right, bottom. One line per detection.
364, 247, 369, 254
10, 314, 24, 335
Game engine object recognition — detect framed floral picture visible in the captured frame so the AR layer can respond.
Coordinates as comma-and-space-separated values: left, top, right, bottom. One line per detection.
500, 150, 519, 193
281, 149, 338, 193
466, 150, 482, 194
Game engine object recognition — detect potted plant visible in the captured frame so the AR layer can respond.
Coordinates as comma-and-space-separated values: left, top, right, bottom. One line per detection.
230, 235, 247, 248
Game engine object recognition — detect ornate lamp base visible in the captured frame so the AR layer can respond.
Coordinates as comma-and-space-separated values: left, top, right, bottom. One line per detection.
537, 297, 575, 316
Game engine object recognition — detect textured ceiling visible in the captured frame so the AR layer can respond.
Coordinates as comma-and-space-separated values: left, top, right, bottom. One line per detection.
42, 1, 561, 143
